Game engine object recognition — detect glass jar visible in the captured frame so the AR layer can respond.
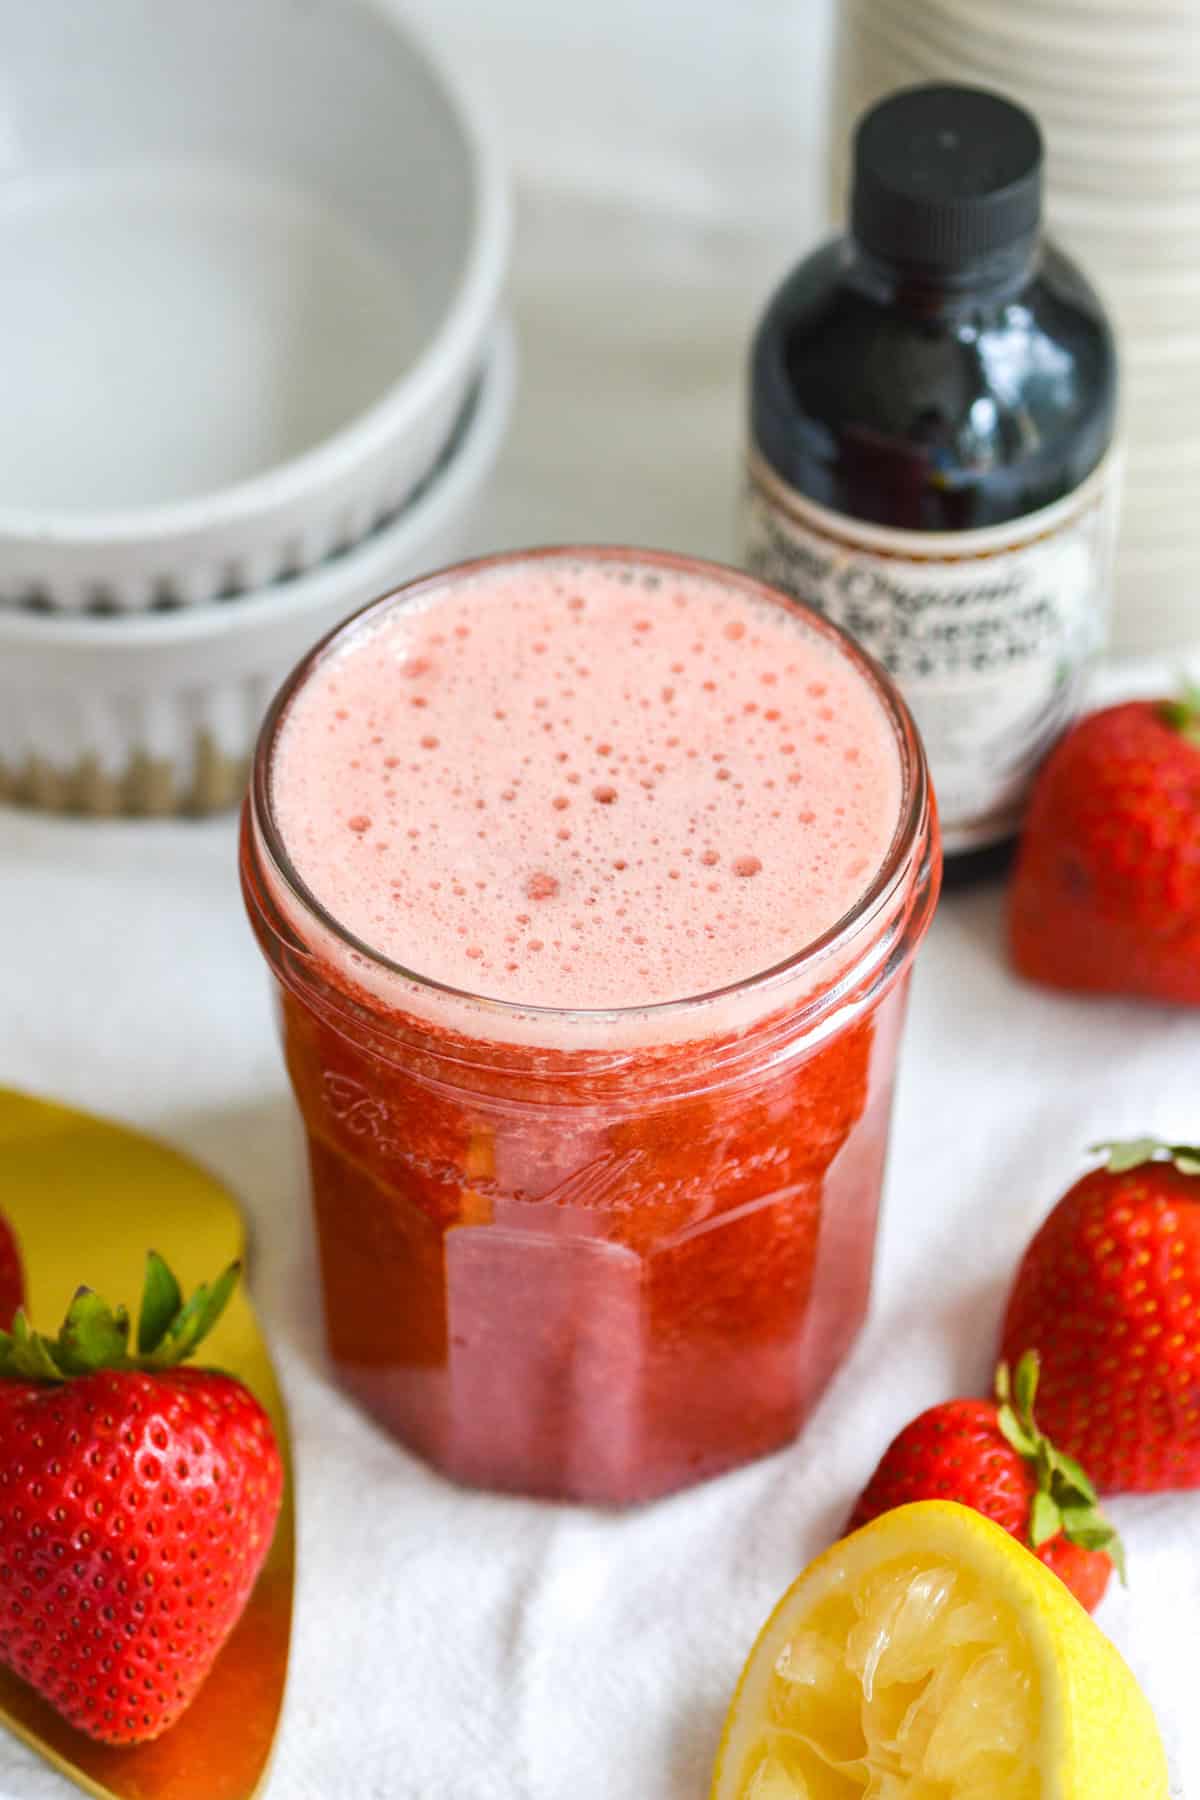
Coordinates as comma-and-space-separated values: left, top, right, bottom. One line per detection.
241, 549, 940, 1504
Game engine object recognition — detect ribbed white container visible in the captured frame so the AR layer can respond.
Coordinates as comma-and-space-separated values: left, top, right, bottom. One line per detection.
833, 0, 1200, 655
0, 323, 515, 815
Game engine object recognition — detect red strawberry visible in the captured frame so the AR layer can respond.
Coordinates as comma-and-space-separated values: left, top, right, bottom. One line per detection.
0, 1212, 23, 1330
0, 1253, 283, 1744
1002, 1138, 1200, 1492
848, 1352, 1122, 1611
1009, 692, 1200, 1004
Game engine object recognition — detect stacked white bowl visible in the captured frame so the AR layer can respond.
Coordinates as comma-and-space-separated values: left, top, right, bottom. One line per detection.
0, 0, 511, 814
832, 0, 1200, 657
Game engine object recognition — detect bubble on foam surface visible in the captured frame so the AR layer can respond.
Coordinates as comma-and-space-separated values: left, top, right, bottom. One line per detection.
272, 557, 903, 1009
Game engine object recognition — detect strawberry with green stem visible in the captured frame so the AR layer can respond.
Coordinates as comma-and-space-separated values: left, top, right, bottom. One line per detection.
848, 1351, 1123, 1612
1010, 684, 1200, 1004
1002, 1137, 1200, 1492
0, 1253, 282, 1745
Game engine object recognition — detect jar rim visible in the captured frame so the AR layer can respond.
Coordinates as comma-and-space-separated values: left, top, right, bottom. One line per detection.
247, 544, 938, 1044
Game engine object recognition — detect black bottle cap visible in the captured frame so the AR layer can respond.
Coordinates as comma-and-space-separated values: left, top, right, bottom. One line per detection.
851, 84, 1043, 272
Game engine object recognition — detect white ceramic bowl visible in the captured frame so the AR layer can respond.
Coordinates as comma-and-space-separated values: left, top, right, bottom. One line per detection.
0, 321, 514, 814
0, 0, 509, 613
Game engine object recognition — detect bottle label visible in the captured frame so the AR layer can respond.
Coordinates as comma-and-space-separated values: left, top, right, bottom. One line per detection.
741, 450, 1122, 855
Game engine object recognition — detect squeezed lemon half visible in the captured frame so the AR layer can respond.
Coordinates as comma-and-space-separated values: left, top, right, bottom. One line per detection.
711, 1501, 1168, 1800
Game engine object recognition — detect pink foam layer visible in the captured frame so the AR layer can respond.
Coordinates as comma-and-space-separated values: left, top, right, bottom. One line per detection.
271, 556, 903, 1011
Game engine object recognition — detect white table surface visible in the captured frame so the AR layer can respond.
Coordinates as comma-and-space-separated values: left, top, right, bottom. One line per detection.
1, 2, 1196, 1793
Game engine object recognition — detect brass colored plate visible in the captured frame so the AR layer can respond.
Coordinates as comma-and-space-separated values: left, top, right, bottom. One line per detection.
0, 1088, 294, 1800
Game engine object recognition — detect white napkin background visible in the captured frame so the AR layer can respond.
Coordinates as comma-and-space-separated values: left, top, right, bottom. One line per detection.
1, 0, 1196, 1793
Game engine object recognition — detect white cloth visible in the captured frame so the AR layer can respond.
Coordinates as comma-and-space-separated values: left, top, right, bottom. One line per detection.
0, 1, 1195, 1793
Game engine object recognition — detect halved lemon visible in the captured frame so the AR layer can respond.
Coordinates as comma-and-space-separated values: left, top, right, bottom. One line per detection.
711, 1500, 1168, 1800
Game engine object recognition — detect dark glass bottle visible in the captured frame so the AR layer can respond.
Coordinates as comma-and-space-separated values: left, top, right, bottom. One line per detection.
743, 84, 1119, 883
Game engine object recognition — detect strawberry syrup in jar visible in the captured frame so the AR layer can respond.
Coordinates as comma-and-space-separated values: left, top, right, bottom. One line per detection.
241, 549, 939, 1503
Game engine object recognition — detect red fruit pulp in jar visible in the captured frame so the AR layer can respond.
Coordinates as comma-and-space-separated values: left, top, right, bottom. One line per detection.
242, 549, 939, 1502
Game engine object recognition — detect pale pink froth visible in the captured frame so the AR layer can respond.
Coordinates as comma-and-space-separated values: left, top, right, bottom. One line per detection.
271, 557, 903, 1010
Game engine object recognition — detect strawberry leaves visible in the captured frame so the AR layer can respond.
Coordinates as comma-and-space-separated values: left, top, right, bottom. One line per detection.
1159, 680, 1200, 749
57, 1291, 132, 1374
1092, 1138, 1200, 1178
995, 1351, 1126, 1582
137, 1251, 183, 1355
0, 1253, 240, 1384
4, 1312, 71, 1383
140, 1261, 240, 1369
1030, 1489, 1061, 1549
